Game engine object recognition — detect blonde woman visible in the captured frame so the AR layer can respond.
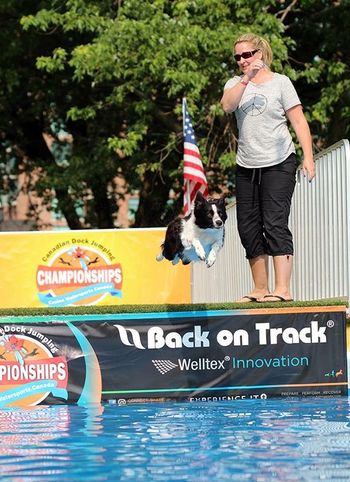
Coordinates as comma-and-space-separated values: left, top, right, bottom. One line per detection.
221, 33, 315, 303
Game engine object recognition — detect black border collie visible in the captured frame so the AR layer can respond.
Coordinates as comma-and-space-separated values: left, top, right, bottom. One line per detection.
156, 191, 227, 268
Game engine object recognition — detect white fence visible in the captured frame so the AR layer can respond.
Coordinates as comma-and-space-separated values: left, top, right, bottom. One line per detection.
192, 139, 350, 303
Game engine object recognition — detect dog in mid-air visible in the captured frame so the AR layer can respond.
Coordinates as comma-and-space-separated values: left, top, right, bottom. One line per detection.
156, 191, 227, 268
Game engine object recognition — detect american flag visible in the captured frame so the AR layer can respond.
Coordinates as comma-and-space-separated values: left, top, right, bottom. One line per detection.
182, 98, 208, 216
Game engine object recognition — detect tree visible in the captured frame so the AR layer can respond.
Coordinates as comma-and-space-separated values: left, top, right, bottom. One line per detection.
1, 0, 348, 229
284, 0, 350, 146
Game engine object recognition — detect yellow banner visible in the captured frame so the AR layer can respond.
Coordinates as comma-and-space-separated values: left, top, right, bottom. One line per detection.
0, 229, 190, 308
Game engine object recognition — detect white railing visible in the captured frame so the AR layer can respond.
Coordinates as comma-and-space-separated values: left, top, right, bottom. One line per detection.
192, 139, 350, 303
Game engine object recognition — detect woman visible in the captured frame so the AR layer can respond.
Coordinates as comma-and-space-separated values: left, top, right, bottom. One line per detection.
221, 33, 315, 303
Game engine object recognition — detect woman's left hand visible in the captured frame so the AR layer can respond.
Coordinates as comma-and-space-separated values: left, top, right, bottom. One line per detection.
302, 159, 316, 182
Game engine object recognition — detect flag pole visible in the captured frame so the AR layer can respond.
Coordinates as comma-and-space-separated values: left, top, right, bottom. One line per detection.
182, 97, 191, 215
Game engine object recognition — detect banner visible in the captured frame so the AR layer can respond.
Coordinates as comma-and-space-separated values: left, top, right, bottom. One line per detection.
0, 229, 190, 308
0, 306, 347, 407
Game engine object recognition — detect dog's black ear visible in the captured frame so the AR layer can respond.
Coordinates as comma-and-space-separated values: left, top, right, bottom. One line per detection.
218, 197, 226, 207
195, 190, 206, 205
216, 193, 229, 206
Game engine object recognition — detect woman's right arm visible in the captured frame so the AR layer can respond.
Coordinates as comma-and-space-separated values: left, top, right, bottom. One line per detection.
221, 60, 265, 112
220, 75, 249, 113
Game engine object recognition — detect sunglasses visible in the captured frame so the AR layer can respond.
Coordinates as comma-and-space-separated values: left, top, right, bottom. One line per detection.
234, 50, 258, 62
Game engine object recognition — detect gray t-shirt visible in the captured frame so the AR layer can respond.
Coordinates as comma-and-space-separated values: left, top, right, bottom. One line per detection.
224, 73, 301, 168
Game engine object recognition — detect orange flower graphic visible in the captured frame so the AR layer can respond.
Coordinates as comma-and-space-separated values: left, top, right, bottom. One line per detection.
4, 335, 24, 353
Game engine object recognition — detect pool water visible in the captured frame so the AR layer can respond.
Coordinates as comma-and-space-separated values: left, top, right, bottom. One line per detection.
1, 397, 350, 481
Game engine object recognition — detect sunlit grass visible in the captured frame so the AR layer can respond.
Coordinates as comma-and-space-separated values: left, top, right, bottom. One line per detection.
0, 297, 347, 318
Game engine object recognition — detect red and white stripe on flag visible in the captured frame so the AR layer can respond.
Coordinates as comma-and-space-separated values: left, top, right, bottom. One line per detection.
182, 98, 208, 216
183, 142, 208, 216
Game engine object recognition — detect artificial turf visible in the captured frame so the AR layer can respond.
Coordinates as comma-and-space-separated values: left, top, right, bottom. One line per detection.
0, 297, 347, 318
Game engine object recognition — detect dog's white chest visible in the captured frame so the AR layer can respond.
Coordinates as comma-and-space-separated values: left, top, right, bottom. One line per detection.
180, 218, 224, 263
181, 218, 222, 245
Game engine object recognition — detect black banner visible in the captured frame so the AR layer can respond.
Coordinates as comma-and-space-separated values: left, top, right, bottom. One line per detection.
0, 307, 347, 406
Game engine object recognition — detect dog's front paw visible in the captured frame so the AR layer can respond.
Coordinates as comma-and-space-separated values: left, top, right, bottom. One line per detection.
206, 252, 216, 268
195, 247, 206, 261
171, 256, 180, 265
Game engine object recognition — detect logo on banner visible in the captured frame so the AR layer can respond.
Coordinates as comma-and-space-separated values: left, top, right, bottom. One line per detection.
114, 322, 329, 350
0, 326, 68, 407
36, 241, 123, 307
152, 360, 178, 374
152, 356, 230, 374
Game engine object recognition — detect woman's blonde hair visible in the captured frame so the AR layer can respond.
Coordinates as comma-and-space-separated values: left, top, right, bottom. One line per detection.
234, 33, 273, 67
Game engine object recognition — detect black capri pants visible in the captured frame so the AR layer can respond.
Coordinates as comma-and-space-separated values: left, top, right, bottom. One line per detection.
236, 153, 297, 259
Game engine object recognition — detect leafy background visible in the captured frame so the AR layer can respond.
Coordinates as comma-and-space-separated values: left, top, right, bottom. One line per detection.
1, 0, 349, 229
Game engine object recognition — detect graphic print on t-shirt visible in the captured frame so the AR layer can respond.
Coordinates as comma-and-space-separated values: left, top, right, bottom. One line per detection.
241, 93, 267, 116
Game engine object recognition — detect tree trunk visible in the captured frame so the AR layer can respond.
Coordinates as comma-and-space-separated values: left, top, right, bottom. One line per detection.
134, 171, 171, 227
55, 186, 83, 230
91, 184, 115, 228
20, 120, 83, 229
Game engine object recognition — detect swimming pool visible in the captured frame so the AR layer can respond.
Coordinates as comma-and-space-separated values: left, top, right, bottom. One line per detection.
1, 396, 350, 481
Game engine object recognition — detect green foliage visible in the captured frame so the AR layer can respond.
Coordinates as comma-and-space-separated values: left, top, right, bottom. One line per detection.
108, 122, 148, 158
0, 0, 349, 229
37, 48, 68, 72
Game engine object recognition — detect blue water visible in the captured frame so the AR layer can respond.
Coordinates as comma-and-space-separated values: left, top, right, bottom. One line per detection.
1, 397, 350, 481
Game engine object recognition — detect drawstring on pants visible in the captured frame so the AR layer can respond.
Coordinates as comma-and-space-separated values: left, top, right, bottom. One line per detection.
251, 168, 262, 185
251, 168, 262, 207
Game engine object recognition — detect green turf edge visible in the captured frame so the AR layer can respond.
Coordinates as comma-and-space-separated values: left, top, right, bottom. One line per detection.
0, 297, 347, 318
